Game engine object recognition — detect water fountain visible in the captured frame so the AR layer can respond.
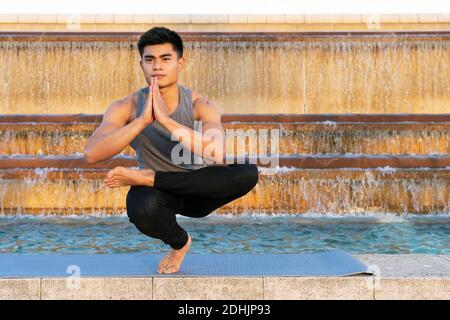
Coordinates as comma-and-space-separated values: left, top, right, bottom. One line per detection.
0, 32, 449, 215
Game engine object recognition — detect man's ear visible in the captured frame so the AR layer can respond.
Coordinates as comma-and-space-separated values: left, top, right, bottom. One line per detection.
177, 57, 185, 71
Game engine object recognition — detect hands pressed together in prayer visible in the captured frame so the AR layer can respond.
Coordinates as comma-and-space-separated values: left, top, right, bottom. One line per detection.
138, 76, 171, 127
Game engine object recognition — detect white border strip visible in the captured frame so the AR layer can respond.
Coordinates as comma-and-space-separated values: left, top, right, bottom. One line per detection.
0, 0, 449, 15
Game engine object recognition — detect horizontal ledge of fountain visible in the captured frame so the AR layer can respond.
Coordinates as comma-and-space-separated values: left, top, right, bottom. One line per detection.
1, 167, 448, 180
1, 114, 449, 124
1, 155, 449, 169
2, 122, 450, 133
1, 31, 450, 42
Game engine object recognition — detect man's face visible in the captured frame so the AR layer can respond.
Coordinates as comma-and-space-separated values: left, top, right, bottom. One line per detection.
140, 43, 185, 89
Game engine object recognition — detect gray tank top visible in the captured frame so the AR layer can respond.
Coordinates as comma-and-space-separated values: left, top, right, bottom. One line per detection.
129, 84, 208, 172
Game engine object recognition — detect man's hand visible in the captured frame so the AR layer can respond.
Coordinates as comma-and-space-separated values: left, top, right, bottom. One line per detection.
152, 76, 171, 125
138, 77, 155, 126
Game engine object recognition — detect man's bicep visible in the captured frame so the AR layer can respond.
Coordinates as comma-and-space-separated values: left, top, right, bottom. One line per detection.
195, 99, 226, 162
196, 98, 224, 133
91, 100, 130, 137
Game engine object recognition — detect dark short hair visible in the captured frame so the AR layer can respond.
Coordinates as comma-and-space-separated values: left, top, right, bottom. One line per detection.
137, 27, 183, 59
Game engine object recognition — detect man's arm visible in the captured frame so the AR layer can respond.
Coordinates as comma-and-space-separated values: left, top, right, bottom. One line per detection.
159, 97, 226, 164
84, 96, 147, 164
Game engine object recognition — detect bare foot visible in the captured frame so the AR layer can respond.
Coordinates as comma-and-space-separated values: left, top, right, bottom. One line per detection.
103, 166, 155, 188
157, 234, 192, 274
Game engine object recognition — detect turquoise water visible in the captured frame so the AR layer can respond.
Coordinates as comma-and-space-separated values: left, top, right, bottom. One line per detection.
0, 214, 448, 254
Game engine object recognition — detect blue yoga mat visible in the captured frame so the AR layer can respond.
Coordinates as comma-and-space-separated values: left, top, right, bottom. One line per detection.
0, 249, 372, 278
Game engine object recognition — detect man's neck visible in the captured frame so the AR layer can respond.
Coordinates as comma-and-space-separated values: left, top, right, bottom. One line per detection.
159, 82, 179, 112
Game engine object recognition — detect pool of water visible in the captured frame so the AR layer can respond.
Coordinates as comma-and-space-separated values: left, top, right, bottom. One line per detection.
0, 214, 448, 254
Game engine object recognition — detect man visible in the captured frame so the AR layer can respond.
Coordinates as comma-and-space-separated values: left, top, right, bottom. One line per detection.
84, 27, 259, 274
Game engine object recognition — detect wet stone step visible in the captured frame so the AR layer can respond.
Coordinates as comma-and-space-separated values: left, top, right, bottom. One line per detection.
0, 167, 448, 215
0, 155, 449, 169
0, 121, 449, 156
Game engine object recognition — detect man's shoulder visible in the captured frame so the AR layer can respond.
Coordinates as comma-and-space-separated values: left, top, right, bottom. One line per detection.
191, 90, 221, 121
107, 92, 138, 124
109, 89, 139, 107
192, 90, 220, 108
191, 90, 203, 105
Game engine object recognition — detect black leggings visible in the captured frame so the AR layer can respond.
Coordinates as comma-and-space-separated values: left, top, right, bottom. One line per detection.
126, 164, 259, 250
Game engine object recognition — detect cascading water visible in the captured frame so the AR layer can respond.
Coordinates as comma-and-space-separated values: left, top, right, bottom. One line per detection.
1, 37, 449, 114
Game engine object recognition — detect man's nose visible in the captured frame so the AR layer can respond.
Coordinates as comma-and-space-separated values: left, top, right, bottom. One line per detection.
152, 61, 162, 70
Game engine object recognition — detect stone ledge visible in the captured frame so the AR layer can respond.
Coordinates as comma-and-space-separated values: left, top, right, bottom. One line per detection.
264, 276, 374, 300
0, 279, 41, 300
40, 277, 152, 300
1, 113, 449, 123
153, 277, 263, 300
1, 275, 449, 300
1, 155, 449, 169
1, 14, 448, 25
355, 254, 450, 278
1, 31, 450, 42
374, 278, 450, 300
1, 21, 449, 32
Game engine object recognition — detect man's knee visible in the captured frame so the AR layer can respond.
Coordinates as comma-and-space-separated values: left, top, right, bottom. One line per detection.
126, 187, 165, 224
232, 164, 259, 192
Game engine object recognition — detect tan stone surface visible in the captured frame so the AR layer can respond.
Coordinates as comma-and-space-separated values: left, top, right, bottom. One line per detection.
264, 277, 374, 300
375, 278, 450, 300
41, 277, 152, 300
0, 13, 448, 32
0, 279, 41, 300
153, 277, 263, 300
